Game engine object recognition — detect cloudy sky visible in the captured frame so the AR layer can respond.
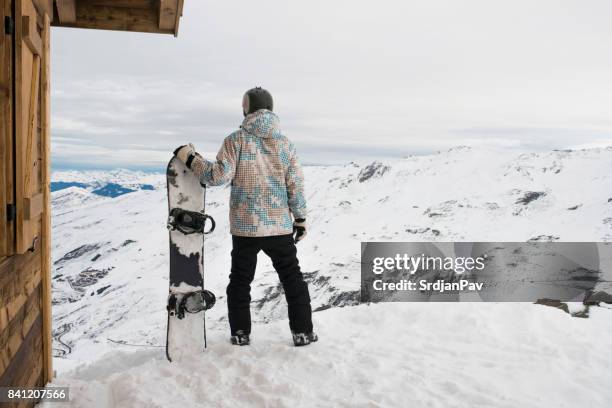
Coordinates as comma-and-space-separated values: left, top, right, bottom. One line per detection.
51, 0, 612, 170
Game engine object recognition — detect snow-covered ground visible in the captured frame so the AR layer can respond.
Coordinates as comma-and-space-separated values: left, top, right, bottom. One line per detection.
42, 303, 612, 408
44, 147, 612, 407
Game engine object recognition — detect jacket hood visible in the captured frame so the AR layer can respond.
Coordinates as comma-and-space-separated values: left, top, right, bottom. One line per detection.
240, 109, 281, 139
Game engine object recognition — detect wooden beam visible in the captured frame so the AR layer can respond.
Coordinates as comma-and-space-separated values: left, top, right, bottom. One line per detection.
56, 0, 76, 24
0, 0, 15, 258
52, 0, 181, 35
22, 16, 42, 56
33, 0, 53, 19
40, 12, 53, 385
158, 0, 178, 31
24, 54, 40, 200
52, 2, 175, 34
173, 0, 183, 37
87, 0, 153, 8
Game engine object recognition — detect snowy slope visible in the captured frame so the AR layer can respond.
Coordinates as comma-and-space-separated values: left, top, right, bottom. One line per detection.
42, 303, 612, 408
47, 147, 612, 407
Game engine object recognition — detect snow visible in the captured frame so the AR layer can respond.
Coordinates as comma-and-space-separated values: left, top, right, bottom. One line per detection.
51, 168, 164, 189
42, 303, 612, 408
45, 147, 612, 407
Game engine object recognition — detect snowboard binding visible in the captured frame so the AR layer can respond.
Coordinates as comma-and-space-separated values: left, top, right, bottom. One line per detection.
167, 208, 216, 235
167, 290, 216, 320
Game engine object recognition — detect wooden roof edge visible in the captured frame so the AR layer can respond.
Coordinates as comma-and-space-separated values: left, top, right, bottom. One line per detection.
51, 0, 184, 36
173, 0, 184, 37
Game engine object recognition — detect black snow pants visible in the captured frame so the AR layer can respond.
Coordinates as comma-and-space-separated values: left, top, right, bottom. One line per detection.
227, 234, 313, 336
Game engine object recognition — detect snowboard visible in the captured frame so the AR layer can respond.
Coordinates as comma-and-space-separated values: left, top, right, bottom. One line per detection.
166, 156, 215, 362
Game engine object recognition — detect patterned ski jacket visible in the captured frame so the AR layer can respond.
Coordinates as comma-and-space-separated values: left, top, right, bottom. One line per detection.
190, 109, 307, 237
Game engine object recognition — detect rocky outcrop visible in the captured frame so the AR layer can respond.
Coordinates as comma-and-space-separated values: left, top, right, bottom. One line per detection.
358, 161, 390, 182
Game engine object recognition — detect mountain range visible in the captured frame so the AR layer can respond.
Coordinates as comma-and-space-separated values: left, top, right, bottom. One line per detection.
45, 147, 612, 407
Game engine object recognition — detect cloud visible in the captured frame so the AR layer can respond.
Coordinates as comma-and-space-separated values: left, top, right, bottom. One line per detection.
51, 0, 612, 169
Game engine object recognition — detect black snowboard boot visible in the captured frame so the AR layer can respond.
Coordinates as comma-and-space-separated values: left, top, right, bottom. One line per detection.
292, 331, 318, 347
230, 330, 250, 346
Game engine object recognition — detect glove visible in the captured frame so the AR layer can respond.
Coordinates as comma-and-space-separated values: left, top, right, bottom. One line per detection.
174, 144, 196, 167
293, 219, 307, 244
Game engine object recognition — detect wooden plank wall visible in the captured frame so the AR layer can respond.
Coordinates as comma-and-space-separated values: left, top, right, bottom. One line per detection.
0, 1, 50, 405
0, 247, 44, 393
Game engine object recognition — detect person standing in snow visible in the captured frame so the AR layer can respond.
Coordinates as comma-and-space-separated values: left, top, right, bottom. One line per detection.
174, 87, 317, 347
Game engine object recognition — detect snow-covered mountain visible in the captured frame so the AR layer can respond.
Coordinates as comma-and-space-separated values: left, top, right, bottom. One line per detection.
50, 169, 162, 197
47, 147, 612, 407
51, 168, 163, 189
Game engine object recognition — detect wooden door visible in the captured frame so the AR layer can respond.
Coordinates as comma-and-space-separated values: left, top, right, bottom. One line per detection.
0, 0, 15, 258
14, 0, 44, 254
13, 0, 52, 384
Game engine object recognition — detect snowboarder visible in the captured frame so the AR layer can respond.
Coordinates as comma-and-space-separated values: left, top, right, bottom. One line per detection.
174, 87, 318, 347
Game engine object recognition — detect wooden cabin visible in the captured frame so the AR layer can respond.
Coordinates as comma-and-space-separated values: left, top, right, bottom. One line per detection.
0, 0, 184, 403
